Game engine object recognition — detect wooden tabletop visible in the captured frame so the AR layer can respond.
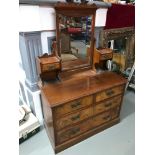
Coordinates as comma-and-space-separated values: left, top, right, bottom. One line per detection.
41, 72, 127, 107
39, 56, 60, 64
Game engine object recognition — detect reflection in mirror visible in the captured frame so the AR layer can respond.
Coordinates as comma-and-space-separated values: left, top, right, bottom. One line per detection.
59, 15, 92, 70
109, 38, 127, 72
109, 38, 126, 54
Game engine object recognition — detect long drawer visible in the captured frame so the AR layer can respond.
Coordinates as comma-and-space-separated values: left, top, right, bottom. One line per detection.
94, 95, 122, 115
42, 63, 60, 72
56, 118, 93, 144
56, 107, 93, 130
96, 85, 124, 102
93, 111, 111, 128
54, 95, 93, 118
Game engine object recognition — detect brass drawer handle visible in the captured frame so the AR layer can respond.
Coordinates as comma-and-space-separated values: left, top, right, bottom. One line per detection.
105, 90, 114, 96
102, 115, 111, 120
71, 114, 80, 121
71, 101, 81, 108
70, 127, 80, 135
104, 102, 112, 107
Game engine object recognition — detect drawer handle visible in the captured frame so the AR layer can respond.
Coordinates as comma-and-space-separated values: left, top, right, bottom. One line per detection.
71, 101, 81, 108
70, 127, 80, 135
102, 115, 111, 120
71, 114, 80, 121
105, 102, 112, 107
48, 65, 55, 70
105, 90, 114, 96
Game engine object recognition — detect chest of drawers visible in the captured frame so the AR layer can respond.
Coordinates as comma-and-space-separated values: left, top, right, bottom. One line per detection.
41, 72, 126, 153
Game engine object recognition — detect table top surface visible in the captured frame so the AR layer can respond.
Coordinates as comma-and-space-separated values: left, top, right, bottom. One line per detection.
41, 71, 127, 107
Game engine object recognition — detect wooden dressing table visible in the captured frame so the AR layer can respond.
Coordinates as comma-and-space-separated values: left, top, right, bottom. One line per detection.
38, 3, 127, 153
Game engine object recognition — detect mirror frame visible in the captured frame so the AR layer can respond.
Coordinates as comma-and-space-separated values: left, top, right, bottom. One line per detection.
55, 2, 97, 71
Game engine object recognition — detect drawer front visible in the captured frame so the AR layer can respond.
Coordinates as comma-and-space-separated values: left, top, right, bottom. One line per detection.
56, 107, 93, 130
94, 95, 122, 115
56, 119, 92, 144
111, 106, 120, 119
42, 63, 60, 72
100, 53, 113, 60
54, 95, 93, 118
93, 111, 111, 127
96, 85, 124, 102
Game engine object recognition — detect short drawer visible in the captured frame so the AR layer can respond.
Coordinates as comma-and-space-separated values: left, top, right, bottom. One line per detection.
100, 53, 113, 60
42, 63, 60, 72
93, 111, 111, 127
54, 95, 93, 118
96, 85, 124, 102
111, 106, 120, 119
94, 95, 122, 115
56, 107, 93, 130
56, 118, 92, 144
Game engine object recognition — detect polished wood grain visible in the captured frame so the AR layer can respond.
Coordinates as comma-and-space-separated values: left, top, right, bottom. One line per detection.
96, 85, 124, 102
94, 95, 122, 115
36, 55, 61, 81
42, 63, 60, 72
41, 72, 126, 107
56, 118, 93, 144
55, 117, 120, 153
93, 48, 113, 70
56, 107, 93, 130
54, 95, 93, 118
93, 110, 111, 127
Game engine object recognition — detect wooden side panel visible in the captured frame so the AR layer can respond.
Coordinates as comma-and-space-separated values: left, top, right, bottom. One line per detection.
41, 95, 55, 147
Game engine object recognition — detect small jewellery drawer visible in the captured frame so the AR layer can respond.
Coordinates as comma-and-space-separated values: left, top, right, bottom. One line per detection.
94, 95, 122, 115
96, 85, 124, 102
56, 119, 92, 144
56, 107, 93, 130
42, 63, 60, 72
111, 106, 120, 119
100, 53, 113, 60
54, 95, 93, 118
93, 111, 111, 127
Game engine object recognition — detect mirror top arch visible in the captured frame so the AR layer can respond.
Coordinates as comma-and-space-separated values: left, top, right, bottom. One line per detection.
55, 2, 97, 17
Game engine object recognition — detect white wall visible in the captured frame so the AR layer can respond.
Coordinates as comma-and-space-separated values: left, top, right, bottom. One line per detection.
95, 8, 108, 27
19, 5, 41, 32
19, 5, 56, 32
39, 6, 56, 30
41, 31, 56, 54
19, 5, 108, 32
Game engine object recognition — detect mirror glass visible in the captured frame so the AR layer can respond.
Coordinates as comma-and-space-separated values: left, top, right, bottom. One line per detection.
58, 15, 92, 70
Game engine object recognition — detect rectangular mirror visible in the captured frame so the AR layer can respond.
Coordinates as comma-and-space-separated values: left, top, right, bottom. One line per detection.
59, 15, 92, 70
55, 3, 97, 72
